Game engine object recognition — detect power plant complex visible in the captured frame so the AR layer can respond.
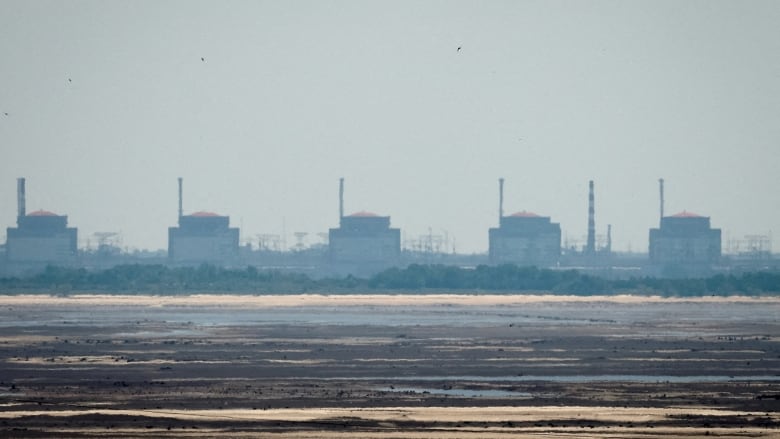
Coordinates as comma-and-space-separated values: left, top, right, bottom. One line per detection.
0, 177, 772, 279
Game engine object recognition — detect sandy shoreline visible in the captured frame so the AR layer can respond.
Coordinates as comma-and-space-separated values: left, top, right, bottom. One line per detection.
1, 293, 778, 308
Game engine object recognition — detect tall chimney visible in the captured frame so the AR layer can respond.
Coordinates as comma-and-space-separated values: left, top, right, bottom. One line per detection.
586, 180, 595, 254
498, 178, 504, 223
606, 224, 612, 254
658, 178, 664, 225
339, 177, 344, 224
177, 177, 183, 221
17, 177, 26, 219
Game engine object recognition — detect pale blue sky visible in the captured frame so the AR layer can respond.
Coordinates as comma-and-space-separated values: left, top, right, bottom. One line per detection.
1, 1, 779, 253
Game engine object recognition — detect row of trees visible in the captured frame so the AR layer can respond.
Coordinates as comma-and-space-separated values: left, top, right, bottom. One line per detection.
0, 264, 778, 296
367, 264, 612, 294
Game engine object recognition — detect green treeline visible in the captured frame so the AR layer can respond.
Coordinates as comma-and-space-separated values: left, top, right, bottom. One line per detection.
369, 265, 780, 296
1, 264, 779, 296
368, 264, 612, 293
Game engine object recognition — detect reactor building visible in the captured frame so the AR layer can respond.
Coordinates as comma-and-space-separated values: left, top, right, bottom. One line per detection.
648, 179, 721, 275
649, 211, 721, 271
167, 178, 239, 265
488, 178, 561, 267
5, 178, 77, 264
328, 178, 401, 275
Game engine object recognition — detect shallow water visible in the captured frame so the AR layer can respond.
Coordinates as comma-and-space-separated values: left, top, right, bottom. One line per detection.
357, 375, 780, 383
376, 386, 532, 397
1, 300, 778, 329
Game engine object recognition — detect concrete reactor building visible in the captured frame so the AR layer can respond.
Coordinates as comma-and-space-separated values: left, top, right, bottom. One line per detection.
488, 178, 561, 267
167, 178, 239, 265
328, 178, 400, 275
648, 179, 721, 275
5, 178, 77, 263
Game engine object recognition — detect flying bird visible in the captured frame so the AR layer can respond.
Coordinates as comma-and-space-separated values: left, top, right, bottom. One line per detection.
201, 57, 205, 62
457, 46, 462, 52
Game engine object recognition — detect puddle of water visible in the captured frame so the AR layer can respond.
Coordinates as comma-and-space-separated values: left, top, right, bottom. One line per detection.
335, 375, 780, 383
376, 386, 531, 398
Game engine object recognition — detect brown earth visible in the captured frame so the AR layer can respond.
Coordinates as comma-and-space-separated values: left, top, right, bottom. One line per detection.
0, 295, 778, 438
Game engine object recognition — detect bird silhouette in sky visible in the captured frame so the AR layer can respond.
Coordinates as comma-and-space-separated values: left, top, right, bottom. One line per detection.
201, 57, 205, 62
457, 46, 462, 52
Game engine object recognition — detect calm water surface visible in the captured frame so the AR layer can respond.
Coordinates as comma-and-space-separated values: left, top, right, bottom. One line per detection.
2, 299, 777, 329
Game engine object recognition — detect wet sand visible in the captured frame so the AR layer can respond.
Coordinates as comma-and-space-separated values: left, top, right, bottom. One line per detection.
0, 294, 778, 438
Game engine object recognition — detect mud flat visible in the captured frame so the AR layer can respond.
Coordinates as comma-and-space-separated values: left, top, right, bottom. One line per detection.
0, 294, 778, 438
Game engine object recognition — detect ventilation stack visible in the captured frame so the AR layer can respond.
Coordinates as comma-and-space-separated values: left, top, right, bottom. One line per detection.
17, 177, 26, 221
586, 180, 595, 254
658, 178, 665, 225
339, 178, 345, 225
498, 178, 504, 222
177, 177, 183, 222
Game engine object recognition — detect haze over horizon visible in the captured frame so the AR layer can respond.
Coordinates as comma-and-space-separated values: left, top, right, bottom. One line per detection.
1, 1, 778, 254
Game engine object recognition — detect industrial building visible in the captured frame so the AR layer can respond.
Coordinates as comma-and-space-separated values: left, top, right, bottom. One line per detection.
649, 212, 721, 270
328, 178, 401, 275
168, 178, 239, 264
5, 178, 77, 263
2, 175, 770, 279
648, 179, 721, 275
488, 178, 561, 267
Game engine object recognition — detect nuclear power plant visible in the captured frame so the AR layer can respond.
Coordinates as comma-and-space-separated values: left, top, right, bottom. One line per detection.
649, 179, 722, 276
167, 178, 240, 264
488, 178, 561, 266
0, 176, 775, 278
4, 178, 77, 269
328, 178, 401, 276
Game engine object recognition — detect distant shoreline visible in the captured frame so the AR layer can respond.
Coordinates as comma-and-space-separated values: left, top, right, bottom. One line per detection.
3, 264, 779, 296
1, 293, 778, 307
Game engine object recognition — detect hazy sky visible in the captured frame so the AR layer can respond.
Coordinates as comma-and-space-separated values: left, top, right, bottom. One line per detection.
1, 1, 779, 254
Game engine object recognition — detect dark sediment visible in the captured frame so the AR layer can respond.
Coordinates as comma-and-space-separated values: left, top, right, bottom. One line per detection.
0, 297, 778, 437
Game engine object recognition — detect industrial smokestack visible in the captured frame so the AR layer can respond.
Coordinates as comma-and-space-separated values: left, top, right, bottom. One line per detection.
177, 177, 183, 221
498, 178, 504, 222
606, 224, 612, 254
17, 177, 26, 219
339, 177, 344, 224
586, 180, 595, 254
658, 178, 665, 225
